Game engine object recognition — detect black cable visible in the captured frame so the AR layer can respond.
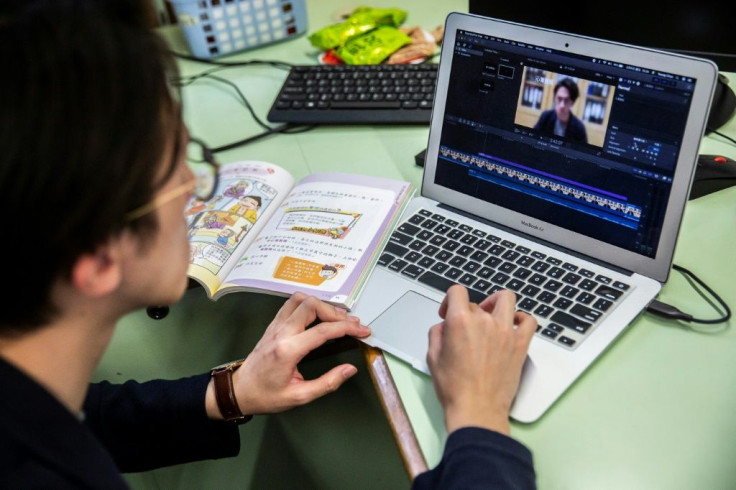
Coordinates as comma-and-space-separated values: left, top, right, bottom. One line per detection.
170, 51, 294, 70
646, 263, 731, 325
707, 128, 736, 146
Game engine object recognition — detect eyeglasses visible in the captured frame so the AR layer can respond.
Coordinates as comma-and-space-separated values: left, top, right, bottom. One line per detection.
126, 137, 220, 221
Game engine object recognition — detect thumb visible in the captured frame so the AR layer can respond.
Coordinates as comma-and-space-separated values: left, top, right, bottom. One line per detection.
294, 364, 358, 405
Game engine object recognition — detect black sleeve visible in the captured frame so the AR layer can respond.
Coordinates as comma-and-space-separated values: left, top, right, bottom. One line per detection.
83, 374, 241, 472
412, 427, 536, 490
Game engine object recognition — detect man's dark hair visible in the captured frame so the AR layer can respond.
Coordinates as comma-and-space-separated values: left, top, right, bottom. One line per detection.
0, 0, 181, 332
555, 77, 580, 102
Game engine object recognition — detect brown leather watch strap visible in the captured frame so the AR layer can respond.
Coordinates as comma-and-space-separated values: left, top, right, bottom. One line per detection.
211, 360, 252, 424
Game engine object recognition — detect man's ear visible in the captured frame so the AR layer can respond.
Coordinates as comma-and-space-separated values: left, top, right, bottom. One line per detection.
70, 242, 123, 297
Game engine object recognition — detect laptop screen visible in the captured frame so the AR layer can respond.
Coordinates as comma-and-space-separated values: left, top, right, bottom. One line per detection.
435, 28, 699, 260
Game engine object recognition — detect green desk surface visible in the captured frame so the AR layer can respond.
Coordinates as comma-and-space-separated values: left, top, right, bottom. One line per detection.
97, 1, 736, 488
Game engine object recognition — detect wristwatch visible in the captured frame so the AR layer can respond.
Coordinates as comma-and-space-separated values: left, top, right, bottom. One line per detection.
210, 359, 253, 425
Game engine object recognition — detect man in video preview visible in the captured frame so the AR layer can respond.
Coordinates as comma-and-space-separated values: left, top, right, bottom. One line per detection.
533, 77, 588, 143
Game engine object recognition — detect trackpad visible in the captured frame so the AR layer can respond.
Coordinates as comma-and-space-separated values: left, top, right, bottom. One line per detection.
368, 291, 441, 374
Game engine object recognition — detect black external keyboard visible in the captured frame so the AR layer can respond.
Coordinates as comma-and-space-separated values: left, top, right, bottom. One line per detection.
267, 63, 438, 124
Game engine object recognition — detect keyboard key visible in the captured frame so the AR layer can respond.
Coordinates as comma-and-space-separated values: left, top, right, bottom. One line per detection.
595, 274, 612, 285
518, 298, 538, 311
570, 304, 602, 322
459, 273, 476, 286
558, 336, 576, 347
595, 285, 623, 301
491, 272, 510, 285
384, 241, 409, 257
445, 268, 463, 280
431, 262, 449, 274
550, 311, 592, 333
401, 265, 424, 279
397, 222, 420, 235
390, 231, 413, 245
534, 304, 554, 317
417, 271, 486, 302
388, 259, 408, 272
592, 297, 613, 312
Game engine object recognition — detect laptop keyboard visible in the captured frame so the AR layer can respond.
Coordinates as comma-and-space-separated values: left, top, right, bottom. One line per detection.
377, 208, 632, 350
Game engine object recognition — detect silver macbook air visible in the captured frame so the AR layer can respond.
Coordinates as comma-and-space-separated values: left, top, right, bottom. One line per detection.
352, 12, 718, 423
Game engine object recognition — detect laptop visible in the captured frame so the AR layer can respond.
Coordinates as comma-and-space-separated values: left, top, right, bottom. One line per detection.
351, 12, 718, 423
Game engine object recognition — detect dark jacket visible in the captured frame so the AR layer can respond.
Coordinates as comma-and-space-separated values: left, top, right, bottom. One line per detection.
534, 109, 588, 143
0, 358, 239, 489
0, 358, 536, 489
413, 427, 536, 489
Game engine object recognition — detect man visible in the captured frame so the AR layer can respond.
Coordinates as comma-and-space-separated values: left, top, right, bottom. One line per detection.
0, 1, 537, 488
534, 77, 588, 143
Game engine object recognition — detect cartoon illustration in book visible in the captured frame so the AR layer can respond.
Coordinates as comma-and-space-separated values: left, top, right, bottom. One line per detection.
189, 243, 205, 263
228, 195, 262, 224
216, 228, 235, 247
185, 195, 222, 216
223, 180, 251, 198
319, 264, 339, 279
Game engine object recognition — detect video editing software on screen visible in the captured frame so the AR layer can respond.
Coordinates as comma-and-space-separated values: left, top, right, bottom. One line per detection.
437, 30, 697, 258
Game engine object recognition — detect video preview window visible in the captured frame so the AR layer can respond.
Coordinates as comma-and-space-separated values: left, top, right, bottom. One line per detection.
513, 67, 615, 148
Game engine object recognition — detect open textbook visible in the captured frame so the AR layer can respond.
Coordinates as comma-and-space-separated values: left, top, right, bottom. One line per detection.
185, 160, 414, 309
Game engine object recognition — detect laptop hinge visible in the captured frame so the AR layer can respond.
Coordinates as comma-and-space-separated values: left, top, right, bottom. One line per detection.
438, 203, 635, 277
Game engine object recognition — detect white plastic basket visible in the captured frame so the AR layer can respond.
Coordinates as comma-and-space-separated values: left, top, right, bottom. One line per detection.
168, 0, 308, 58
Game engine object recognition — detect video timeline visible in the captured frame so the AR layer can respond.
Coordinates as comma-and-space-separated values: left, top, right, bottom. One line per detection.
439, 146, 642, 228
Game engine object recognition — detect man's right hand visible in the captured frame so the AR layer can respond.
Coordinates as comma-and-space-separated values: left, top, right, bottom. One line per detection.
426, 285, 536, 435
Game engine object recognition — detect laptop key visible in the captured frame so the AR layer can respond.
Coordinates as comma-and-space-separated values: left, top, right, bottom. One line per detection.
390, 231, 413, 245
418, 256, 435, 268
550, 311, 592, 333
445, 267, 463, 280
417, 271, 486, 302
570, 303, 602, 322
378, 253, 394, 266
408, 240, 426, 251
416, 230, 433, 241
577, 292, 595, 304
558, 336, 576, 347
435, 224, 452, 235
436, 250, 453, 262
595, 274, 612, 285
384, 241, 409, 257
408, 214, 425, 225
534, 304, 554, 317
596, 285, 623, 301
579, 279, 597, 291
401, 265, 424, 279
518, 297, 538, 311
431, 262, 449, 274
449, 255, 467, 267
459, 273, 476, 286
397, 222, 421, 235
592, 298, 613, 312
388, 259, 409, 272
